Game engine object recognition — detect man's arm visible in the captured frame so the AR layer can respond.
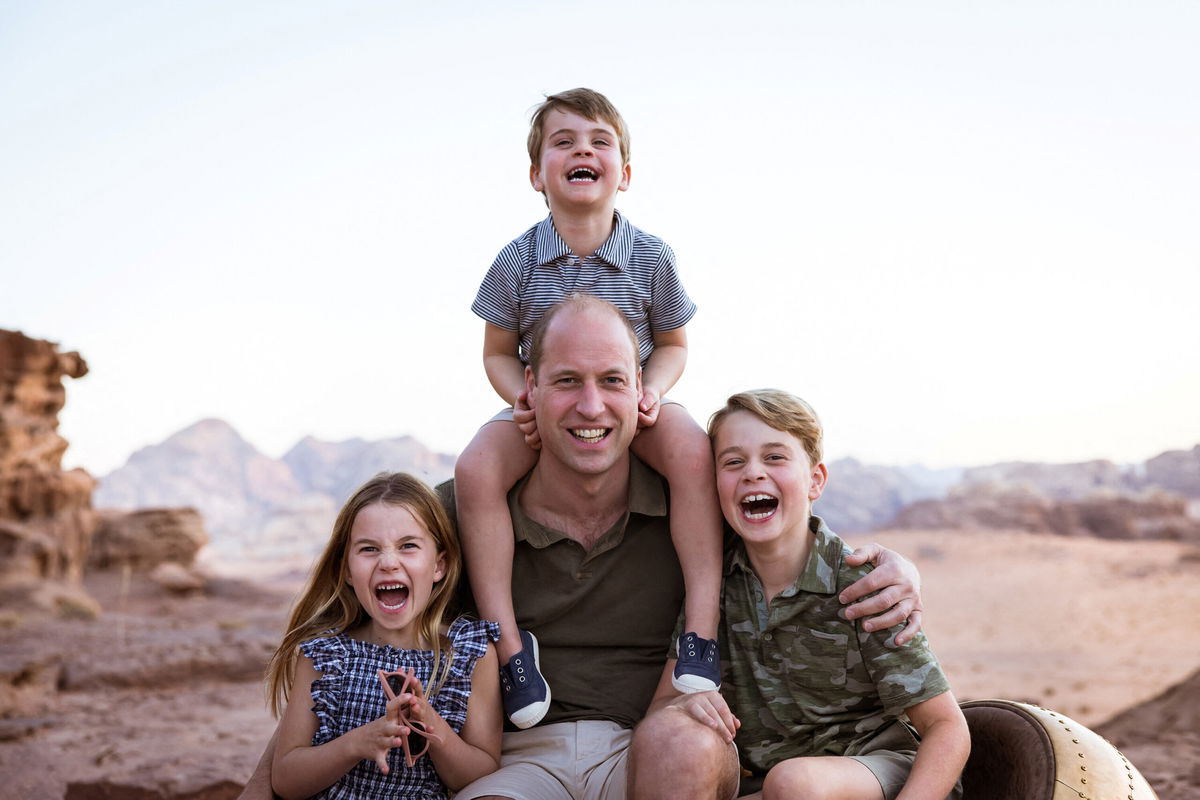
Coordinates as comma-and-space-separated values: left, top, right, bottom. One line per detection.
840, 543, 924, 645
236, 726, 279, 800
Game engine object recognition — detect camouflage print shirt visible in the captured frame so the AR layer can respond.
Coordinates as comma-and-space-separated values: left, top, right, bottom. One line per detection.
720, 516, 950, 775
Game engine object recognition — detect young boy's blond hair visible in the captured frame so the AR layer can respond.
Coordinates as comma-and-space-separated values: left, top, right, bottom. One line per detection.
707, 389, 824, 467
526, 87, 632, 167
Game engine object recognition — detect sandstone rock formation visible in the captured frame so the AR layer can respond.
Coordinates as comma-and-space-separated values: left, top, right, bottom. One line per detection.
892, 482, 1200, 540
89, 508, 208, 572
1098, 666, 1200, 799
1144, 444, 1200, 498
0, 330, 95, 597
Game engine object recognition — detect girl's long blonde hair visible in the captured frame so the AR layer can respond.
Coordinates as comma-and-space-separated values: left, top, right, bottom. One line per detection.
266, 472, 462, 717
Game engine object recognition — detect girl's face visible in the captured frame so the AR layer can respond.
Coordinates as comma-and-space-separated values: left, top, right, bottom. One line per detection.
344, 502, 446, 649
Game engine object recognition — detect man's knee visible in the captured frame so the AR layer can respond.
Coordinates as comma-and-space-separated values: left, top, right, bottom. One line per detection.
630, 708, 738, 797
633, 707, 721, 756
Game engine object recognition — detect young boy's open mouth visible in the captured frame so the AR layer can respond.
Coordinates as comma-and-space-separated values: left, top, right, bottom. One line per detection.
567, 167, 597, 182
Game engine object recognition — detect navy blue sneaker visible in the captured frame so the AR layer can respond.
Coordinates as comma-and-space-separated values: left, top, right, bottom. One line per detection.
672, 632, 720, 693
500, 629, 551, 728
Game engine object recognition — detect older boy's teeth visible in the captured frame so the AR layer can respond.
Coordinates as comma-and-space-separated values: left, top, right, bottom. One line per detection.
571, 428, 607, 443
741, 493, 778, 520
568, 168, 597, 182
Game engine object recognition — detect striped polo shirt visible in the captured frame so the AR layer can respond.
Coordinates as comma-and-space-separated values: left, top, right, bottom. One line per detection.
471, 211, 697, 366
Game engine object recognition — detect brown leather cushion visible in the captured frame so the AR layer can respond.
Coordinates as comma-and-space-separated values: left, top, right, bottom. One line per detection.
960, 699, 1158, 800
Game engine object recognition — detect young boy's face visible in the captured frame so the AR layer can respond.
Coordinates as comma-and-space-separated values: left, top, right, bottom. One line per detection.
713, 410, 828, 547
530, 108, 630, 213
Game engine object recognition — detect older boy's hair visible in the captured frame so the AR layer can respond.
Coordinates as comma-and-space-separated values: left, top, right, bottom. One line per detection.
527, 293, 640, 378
708, 389, 824, 466
527, 88, 631, 167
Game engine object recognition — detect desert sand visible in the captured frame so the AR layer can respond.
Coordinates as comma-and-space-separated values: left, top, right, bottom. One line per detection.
2, 527, 1198, 799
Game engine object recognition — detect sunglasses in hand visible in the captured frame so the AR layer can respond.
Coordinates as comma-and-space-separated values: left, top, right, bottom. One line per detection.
378, 667, 444, 767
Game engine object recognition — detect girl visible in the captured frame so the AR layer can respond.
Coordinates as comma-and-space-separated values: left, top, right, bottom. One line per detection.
265, 472, 501, 800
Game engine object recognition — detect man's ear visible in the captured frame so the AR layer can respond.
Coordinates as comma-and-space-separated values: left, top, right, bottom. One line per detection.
809, 462, 829, 502
525, 364, 537, 406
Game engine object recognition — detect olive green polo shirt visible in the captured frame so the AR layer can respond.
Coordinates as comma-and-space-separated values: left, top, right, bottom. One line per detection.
440, 455, 684, 730
720, 515, 950, 774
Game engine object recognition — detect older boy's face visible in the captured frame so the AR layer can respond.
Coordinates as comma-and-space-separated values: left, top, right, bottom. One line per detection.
713, 411, 828, 547
530, 108, 630, 212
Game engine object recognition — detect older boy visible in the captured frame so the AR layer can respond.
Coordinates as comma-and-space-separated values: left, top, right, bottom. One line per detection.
455, 88, 724, 728
647, 390, 969, 800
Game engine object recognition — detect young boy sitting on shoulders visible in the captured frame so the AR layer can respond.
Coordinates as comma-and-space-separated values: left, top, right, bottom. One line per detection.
676, 389, 969, 800
454, 88, 724, 728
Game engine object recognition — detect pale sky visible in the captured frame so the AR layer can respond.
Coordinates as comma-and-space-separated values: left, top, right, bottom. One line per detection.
3, 1, 1198, 476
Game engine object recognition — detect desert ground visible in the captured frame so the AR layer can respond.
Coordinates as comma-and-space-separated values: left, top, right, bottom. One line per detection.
2, 527, 1198, 799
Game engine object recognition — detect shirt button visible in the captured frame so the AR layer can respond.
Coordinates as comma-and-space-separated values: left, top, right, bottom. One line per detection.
763, 632, 773, 641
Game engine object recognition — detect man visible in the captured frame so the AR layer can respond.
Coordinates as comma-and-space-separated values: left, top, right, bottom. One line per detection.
238, 294, 922, 800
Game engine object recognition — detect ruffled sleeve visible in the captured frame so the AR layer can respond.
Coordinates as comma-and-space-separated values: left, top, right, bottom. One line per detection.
299, 633, 350, 746
426, 617, 500, 733
447, 616, 501, 663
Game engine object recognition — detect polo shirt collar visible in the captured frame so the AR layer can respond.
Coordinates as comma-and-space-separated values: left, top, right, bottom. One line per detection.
534, 210, 633, 271
726, 515, 842, 595
509, 454, 667, 548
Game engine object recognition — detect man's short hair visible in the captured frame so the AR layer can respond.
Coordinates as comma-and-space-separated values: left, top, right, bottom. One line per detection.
708, 389, 824, 466
527, 293, 640, 379
527, 88, 631, 167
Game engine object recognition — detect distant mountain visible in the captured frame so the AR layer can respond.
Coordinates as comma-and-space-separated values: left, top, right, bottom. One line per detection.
94, 420, 455, 559
95, 419, 1200, 557
890, 448, 1200, 539
815, 458, 961, 533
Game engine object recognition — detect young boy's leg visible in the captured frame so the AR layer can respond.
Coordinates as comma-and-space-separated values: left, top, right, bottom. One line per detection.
631, 403, 723, 692
752, 756, 884, 800
454, 415, 547, 727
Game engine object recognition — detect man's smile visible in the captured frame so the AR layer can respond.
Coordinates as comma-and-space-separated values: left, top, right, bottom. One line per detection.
570, 427, 610, 444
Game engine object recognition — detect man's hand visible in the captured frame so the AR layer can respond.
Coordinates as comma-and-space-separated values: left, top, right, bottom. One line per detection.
665, 691, 740, 744
841, 543, 924, 645
637, 387, 661, 430
513, 390, 540, 450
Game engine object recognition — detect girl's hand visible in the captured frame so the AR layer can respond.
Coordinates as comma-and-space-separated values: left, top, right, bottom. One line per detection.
354, 696, 410, 774
513, 390, 541, 450
396, 685, 447, 746
637, 387, 661, 429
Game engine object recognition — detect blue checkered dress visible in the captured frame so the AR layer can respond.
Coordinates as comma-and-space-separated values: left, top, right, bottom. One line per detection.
300, 617, 499, 800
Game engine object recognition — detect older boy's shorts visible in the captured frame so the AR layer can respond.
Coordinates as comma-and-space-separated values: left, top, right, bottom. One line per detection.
454, 720, 631, 800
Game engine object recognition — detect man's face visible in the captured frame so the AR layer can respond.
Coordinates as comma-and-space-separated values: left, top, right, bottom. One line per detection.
526, 306, 641, 478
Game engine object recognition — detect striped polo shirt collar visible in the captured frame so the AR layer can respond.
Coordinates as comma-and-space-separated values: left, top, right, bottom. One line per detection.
534, 211, 634, 271
726, 515, 843, 596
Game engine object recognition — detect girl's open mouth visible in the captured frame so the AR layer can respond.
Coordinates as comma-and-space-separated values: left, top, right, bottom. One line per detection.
375, 583, 409, 610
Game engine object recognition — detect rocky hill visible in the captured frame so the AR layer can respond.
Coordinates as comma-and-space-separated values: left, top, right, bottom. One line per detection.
95, 420, 456, 560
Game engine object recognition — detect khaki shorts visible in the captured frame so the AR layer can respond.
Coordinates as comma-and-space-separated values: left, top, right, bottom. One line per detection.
454, 720, 632, 800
